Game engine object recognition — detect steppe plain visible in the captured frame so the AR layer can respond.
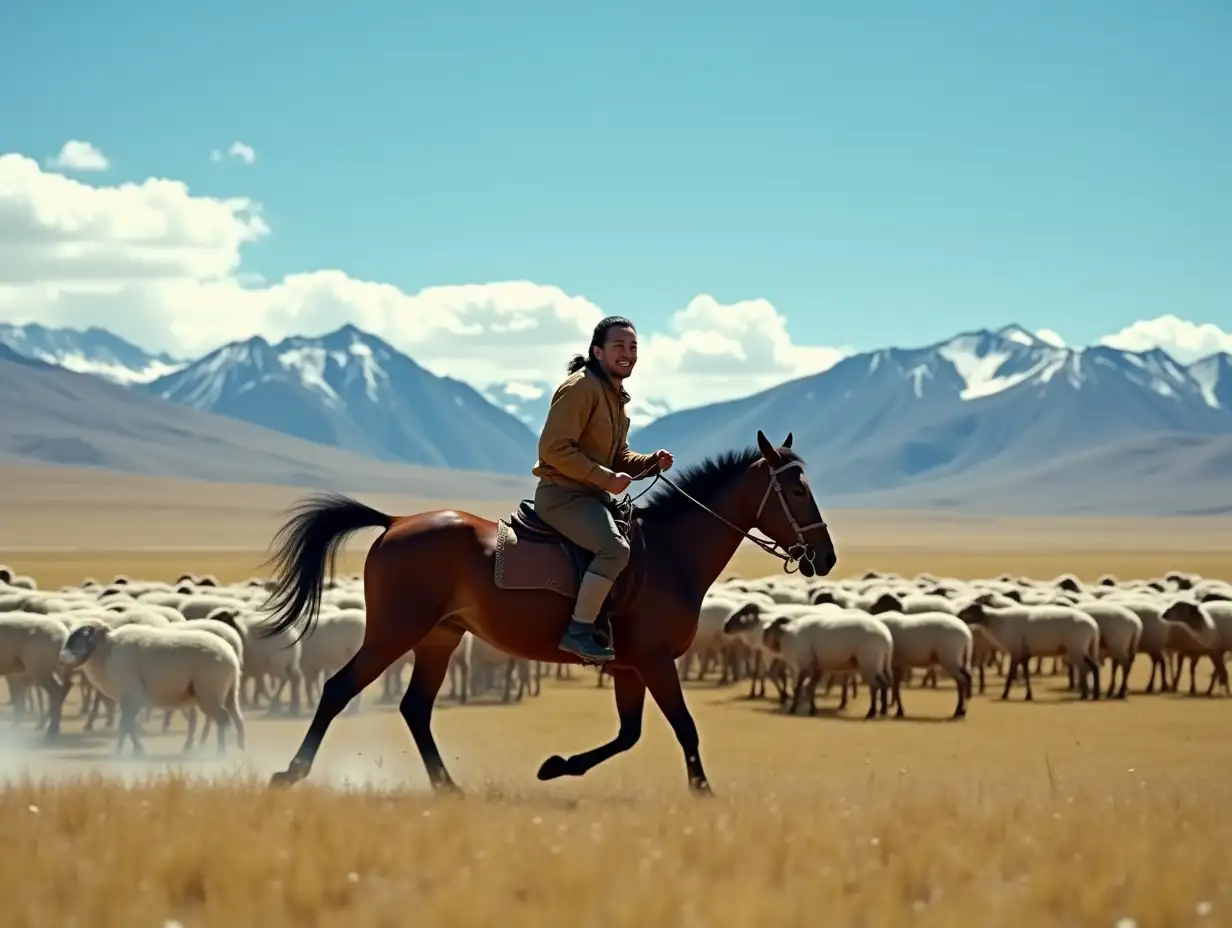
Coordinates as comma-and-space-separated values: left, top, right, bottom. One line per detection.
2, 463, 1230, 927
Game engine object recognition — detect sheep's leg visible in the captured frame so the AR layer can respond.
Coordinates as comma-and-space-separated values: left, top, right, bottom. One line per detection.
117, 702, 144, 757
1116, 655, 1133, 699
950, 665, 971, 718
35, 673, 68, 739
890, 668, 905, 718
863, 670, 879, 719
182, 706, 198, 752
1145, 653, 1164, 693
787, 668, 808, 715
837, 675, 850, 710
1188, 656, 1200, 696
1105, 658, 1120, 699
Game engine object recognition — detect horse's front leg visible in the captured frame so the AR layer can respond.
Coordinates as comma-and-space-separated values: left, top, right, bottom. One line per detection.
538, 668, 645, 780
637, 656, 713, 795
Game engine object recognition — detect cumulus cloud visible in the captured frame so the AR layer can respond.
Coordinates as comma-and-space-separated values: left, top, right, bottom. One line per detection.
47, 140, 109, 172
1098, 314, 1232, 364
0, 148, 847, 408
209, 142, 256, 165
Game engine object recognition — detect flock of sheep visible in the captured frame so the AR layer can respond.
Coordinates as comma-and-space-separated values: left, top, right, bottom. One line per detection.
681, 568, 1231, 718
1, 563, 1229, 760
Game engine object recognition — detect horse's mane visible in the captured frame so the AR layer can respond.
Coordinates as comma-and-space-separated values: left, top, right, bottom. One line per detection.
634, 446, 773, 522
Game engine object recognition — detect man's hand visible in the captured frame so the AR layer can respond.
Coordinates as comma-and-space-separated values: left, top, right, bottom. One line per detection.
607, 472, 634, 494
655, 449, 674, 472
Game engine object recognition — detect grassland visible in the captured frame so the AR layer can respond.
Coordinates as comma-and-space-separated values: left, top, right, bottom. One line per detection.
2, 466, 1231, 925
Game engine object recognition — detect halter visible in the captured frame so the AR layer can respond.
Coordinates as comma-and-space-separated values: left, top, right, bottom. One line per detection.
626, 458, 828, 574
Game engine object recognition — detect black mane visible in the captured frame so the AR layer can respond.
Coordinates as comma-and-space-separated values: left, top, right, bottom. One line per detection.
634, 446, 771, 522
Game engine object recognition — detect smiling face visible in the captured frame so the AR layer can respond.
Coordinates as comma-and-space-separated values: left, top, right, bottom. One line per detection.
593, 324, 638, 382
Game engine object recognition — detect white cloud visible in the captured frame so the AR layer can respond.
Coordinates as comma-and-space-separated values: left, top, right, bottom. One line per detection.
1034, 328, 1066, 348
209, 142, 256, 165
47, 141, 109, 172
1098, 314, 1232, 364
0, 148, 846, 409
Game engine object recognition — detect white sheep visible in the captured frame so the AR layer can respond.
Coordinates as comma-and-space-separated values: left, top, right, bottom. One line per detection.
1160, 600, 1231, 697
957, 602, 1101, 701
871, 610, 974, 719
58, 619, 245, 756
0, 612, 72, 736
299, 609, 365, 709
760, 608, 893, 718
1072, 601, 1143, 699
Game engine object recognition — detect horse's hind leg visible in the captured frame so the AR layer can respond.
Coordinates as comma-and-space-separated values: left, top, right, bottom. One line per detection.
271, 609, 435, 789
538, 668, 646, 781
398, 627, 465, 793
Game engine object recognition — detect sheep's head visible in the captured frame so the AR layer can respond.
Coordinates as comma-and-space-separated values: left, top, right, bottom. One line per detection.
996, 572, 1016, 584
103, 602, 128, 613
97, 586, 126, 600
1002, 588, 1023, 603
1098, 574, 1118, 587
198, 575, 217, 588
1161, 600, 1207, 632
1201, 591, 1231, 603
81, 578, 98, 589
915, 572, 939, 585
811, 589, 841, 606
112, 575, 130, 586
761, 616, 792, 653
861, 570, 882, 581
176, 574, 195, 584
1146, 579, 1166, 593
867, 592, 902, 616
205, 606, 242, 629
957, 602, 989, 626
59, 621, 109, 667
244, 577, 265, 588
1164, 571, 1193, 591
1054, 575, 1082, 594
0, 567, 12, 584
176, 584, 196, 595
925, 585, 950, 598
722, 603, 761, 636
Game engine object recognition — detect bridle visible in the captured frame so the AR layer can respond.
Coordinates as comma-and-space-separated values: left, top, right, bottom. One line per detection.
625, 458, 828, 574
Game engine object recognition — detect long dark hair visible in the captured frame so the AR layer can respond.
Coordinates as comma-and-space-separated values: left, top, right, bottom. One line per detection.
567, 315, 635, 377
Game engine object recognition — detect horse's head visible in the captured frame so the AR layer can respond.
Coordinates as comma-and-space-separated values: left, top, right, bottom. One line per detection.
750, 429, 836, 579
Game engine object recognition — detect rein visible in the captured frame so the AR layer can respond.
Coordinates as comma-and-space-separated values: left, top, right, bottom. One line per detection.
622, 459, 827, 574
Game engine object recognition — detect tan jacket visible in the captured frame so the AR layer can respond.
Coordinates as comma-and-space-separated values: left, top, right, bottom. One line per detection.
532, 367, 659, 492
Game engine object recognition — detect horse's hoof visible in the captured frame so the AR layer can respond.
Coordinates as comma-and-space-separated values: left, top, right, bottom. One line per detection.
269, 768, 301, 789
537, 755, 572, 781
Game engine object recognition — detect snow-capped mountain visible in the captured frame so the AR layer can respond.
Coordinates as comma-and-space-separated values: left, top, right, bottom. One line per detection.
139, 324, 538, 474
1187, 352, 1232, 411
483, 379, 673, 430
0, 323, 182, 384
631, 324, 1232, 498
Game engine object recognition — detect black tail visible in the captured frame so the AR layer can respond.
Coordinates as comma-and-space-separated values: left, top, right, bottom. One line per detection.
257, 493, 393, 642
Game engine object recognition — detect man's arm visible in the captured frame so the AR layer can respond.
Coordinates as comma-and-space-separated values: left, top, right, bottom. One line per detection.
538, 378, 615, 489
615, 442, 659, 476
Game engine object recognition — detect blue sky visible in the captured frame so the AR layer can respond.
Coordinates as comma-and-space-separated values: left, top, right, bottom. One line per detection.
3, 0, 1230, 352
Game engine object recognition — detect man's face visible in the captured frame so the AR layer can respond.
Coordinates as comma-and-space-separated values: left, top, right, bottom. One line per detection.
594, 325, 637, 380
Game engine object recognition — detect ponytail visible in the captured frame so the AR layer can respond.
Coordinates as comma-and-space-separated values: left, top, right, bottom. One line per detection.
564, 315, 635, 377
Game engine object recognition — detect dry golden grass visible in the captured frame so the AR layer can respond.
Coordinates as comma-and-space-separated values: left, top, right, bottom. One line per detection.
2, 663, 1230, 927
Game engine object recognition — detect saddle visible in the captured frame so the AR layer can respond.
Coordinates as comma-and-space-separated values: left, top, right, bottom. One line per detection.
493, 496, 637, 631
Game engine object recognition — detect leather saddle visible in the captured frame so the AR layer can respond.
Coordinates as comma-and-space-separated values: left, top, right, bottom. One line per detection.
493, 496, 637, 636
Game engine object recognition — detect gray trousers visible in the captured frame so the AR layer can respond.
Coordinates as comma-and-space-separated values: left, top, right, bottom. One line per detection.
533, 484, 631, 582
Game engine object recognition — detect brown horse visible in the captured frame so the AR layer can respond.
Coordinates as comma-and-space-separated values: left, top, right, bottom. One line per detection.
258, 429, 836, 795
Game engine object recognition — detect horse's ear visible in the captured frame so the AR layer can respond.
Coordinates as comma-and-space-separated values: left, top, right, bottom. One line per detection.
782, 432, 793, 448
756, 430, 781, 465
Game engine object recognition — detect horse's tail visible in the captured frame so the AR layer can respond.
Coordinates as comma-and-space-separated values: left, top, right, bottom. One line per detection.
257, 493, 393, 643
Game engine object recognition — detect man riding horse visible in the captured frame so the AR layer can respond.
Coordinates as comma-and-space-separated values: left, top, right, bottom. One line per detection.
531, 316, 674, 664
